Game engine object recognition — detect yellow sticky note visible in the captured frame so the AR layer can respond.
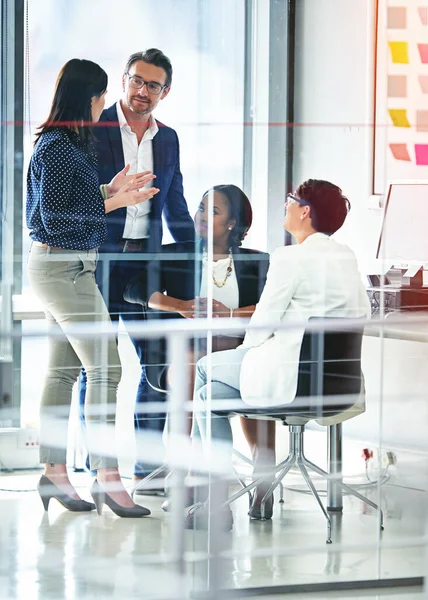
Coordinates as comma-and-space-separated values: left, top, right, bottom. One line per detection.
388, 41, 409, 64
388, 108, 411, 128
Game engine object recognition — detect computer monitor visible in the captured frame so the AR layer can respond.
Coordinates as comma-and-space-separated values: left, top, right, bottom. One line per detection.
377, 181, 428, 264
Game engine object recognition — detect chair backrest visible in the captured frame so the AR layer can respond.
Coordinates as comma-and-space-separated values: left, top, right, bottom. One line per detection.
144, 310, 184, 393
145, 338, 168, 394
295, 317, 364, 415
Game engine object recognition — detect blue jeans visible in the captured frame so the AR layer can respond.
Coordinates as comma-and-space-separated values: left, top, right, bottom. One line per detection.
79, 256, 166, 477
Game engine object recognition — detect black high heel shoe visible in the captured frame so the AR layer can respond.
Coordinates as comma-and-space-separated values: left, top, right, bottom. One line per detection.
248, 484, 274, 520
38, 475, 96, 512
90, 480, 151, 518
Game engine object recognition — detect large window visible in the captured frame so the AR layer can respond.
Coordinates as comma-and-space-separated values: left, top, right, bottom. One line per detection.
21, 0, 246, 291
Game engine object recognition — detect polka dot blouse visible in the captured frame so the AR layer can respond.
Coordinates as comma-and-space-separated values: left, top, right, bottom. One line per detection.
26, 128, 107, 250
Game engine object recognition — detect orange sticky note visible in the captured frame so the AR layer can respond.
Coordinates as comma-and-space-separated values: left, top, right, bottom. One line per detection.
388, 41, 409, 64
419, 75, 428, 93
389, 144, 411, 161
388, 108, 411, 128
418, 43, 428, 63
387, 6, 407, 29
416, 110, 428, 132
388, 75, 407, 97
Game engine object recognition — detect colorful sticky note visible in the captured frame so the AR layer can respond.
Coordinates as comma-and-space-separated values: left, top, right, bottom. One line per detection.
419, 75, 428, 93
415, 144, 428, 165
388, 75, 407, 97
387, 6, 407, 29
388, 108, 411, 128
389, 144, 411, 161
416, 110, 428, 132
417, 43, 428, 63
418, 6, 428, 26
388, 41, 409, 64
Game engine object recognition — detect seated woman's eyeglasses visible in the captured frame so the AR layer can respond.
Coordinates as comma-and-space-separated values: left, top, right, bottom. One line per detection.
286, 193, 310, 207
127, 74, 166, 95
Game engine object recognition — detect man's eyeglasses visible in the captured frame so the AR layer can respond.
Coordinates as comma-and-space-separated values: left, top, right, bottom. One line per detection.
286, 193, 310, 207
126, 74, 167, 95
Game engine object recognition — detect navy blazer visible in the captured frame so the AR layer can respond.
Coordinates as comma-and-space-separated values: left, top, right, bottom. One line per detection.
94, 104, 195, 252
124, 241, 270, 315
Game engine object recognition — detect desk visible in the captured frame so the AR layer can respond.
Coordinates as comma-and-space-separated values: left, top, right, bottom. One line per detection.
328, 314, 428, 511
365, 316, 428, 343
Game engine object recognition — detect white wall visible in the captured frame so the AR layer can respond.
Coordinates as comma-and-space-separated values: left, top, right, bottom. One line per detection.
293, 0, 383, 273
293, 1, 428, 458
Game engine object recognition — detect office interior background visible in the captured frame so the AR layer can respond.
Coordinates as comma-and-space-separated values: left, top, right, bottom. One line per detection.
1, 0, 428, 598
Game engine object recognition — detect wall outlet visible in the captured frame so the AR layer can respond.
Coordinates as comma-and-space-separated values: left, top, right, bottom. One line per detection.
368, 194, 383, 210
381, 450, 397, 468
386, 451, 397, 466
0, 428, 40, 469
17, 428, 39, 450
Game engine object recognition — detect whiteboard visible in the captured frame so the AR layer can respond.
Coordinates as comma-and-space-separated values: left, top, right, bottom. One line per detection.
377, 180, 428, 262
374, 0, 428, 195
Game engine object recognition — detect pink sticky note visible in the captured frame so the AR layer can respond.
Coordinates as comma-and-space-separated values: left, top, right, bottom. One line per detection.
415, 144, 428, 165
418, 43, 428, 63
418, 6, 428, 26
389, 144, 411, 161
419, 75, 428, 93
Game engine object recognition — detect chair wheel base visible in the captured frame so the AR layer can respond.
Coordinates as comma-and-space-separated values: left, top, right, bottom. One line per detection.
326, 539, 332, 544
380, 525, 385, 531
279, 499, 284, 504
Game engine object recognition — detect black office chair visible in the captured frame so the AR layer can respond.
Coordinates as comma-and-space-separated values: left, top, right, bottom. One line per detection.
215, 318, 383, 544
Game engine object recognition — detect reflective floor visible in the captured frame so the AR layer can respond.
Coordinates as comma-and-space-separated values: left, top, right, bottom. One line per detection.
0, 468, 426, 599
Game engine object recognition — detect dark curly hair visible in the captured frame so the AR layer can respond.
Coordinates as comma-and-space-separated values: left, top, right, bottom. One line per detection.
295, 179, 350, 234
202, 184, 253, 248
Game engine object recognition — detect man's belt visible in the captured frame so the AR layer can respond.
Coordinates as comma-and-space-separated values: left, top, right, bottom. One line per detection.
119, 238, 149, 253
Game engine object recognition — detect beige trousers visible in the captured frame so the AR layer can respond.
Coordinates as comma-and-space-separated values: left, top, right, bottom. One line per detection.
27, 245, 122, 470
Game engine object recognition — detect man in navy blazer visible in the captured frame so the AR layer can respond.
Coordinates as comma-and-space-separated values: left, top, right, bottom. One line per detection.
79, 49, 194, 486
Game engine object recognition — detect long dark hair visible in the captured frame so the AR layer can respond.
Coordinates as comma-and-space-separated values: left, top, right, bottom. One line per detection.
203, 184, 253, 248
34, 58, 108, 147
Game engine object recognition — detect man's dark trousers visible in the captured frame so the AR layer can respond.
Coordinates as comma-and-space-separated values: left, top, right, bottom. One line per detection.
78, 244, 167, 477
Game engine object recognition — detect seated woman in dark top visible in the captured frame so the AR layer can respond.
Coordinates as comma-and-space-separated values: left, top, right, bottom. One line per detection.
124, 184, 274, 513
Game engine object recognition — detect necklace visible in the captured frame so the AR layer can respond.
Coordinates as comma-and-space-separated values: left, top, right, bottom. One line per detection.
203, 248, 233, 288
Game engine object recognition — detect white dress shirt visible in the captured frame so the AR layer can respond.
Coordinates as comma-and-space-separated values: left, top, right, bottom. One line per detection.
116, 101, 158, 240
240, 233, 371, 407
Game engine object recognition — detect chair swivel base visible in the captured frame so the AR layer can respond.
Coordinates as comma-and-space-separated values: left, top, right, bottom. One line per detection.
131, 464, 169, 497
224, 425, 384, 544
131, 450, 258, 504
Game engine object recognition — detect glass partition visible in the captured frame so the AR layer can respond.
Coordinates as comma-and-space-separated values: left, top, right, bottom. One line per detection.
0, 0, 427, 598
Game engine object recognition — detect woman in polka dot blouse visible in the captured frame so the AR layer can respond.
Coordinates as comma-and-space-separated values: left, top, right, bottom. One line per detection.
26, 58, 159, 518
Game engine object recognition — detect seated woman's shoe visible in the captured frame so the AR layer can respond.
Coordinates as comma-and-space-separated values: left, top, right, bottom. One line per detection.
90, 479, 151, 518
38, 475, 96, 512
184, 502, 233, 532
248, 484, 274, 520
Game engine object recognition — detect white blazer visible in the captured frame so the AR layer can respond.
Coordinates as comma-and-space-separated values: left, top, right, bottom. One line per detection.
240, 233, 371, 407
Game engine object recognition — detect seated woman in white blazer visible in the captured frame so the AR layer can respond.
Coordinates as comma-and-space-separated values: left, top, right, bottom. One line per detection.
187, 178, 371, 531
